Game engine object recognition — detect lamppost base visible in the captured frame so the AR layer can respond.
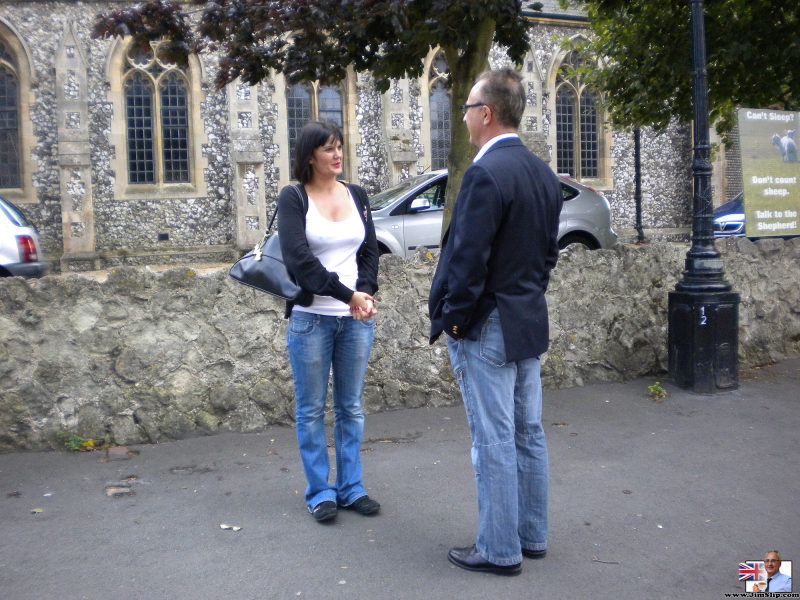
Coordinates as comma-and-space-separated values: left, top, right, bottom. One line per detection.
668, 290, 740, 393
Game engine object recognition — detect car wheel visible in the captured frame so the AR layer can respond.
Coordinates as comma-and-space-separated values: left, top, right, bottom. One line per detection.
558, 233, 599, 250
377, 243, 392, 256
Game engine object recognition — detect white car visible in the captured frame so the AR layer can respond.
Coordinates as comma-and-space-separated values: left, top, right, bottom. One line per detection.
0, 196, 49, 278
369, 170, 617, 256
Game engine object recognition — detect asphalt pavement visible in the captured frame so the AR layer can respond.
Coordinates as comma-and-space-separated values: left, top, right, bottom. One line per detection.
1, 358, 799, 600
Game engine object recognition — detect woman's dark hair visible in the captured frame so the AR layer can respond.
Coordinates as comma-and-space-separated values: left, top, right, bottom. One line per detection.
292, 120, 344, 183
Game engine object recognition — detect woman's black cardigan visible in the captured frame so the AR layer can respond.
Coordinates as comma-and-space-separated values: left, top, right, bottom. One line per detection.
277, 183, 380, 318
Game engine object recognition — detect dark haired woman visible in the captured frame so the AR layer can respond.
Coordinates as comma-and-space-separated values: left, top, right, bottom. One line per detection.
278, 121, 380, 522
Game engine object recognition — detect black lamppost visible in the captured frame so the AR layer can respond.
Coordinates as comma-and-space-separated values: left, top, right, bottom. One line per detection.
634, 128, 645, 244
667, 0, 740, 393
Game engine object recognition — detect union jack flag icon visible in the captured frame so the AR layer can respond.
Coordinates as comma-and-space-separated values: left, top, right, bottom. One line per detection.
739, 561, 764, 581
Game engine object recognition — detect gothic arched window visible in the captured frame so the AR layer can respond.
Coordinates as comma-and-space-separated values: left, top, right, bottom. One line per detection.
123, 42, 191, 185
555, 52, 601, 181
286, 83, 344, 174
0, 41, 20, 189
318, 85, 344, 128
287, 83, 312, 166
429, 53, 450, 171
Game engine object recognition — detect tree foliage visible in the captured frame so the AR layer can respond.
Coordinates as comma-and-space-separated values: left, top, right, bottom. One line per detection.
92, 0, 534, 231
93, 0, 530, 92
560, 0, 800, 137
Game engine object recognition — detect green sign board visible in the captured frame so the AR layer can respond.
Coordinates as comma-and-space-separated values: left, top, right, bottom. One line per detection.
737, 108, 799, 237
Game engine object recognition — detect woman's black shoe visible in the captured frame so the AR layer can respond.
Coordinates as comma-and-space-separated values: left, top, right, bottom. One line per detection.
340, 495, 380, 515
312, 501, 337, 522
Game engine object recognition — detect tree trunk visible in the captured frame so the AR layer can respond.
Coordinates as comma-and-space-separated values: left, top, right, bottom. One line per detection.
440, 17, 496, 239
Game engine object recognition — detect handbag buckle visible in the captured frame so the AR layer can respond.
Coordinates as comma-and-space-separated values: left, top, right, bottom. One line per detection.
253, 233, 268, 261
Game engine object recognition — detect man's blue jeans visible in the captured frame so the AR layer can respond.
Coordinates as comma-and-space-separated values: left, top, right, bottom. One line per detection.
287, 312, 373, 511
447, 309, 548, 566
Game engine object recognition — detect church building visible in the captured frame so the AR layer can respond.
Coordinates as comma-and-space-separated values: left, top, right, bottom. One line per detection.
0, 1, 740, 273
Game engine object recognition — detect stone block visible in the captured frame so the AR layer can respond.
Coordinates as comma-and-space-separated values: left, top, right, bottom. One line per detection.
111, 415, 147, 445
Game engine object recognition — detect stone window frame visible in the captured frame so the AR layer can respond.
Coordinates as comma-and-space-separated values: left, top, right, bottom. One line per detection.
417, 48, 453, 174
275, 75, 356, 185
0, 18, 37, 205
105, 38, 208, 201
548, 41, 612, 188
427, 50, 451, 172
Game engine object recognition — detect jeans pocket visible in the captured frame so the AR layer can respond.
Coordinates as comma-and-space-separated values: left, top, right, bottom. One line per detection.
289, 315, 317, 336
478, 317, 506, 367
357, 318, 374, 328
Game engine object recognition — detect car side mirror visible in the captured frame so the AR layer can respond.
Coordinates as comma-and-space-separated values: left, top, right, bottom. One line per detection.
409, 197, 431, 212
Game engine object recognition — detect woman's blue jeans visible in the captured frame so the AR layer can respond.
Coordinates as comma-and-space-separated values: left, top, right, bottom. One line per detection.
287, 312, 373, 511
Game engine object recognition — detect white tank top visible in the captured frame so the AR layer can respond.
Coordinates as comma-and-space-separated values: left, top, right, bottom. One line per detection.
293, 190, 365, 316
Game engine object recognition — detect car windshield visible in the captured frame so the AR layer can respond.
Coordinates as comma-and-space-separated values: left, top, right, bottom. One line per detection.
713, 193, 744, 216
369, 173, 441, 210
0, 197, 30, 227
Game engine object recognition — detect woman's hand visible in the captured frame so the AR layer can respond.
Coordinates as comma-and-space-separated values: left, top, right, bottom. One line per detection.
349, 292, 376, 321
350, 300, 377, 321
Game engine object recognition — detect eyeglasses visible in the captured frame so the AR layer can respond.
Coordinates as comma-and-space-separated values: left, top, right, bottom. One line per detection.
460, 102, 486, 115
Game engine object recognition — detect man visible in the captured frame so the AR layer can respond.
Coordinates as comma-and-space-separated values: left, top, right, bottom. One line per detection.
428, 68, 563, 575
763, 551, 792, 592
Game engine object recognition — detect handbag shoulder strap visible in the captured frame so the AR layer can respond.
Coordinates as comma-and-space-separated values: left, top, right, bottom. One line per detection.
267, 184, 308, 233
294, 184, 309, 215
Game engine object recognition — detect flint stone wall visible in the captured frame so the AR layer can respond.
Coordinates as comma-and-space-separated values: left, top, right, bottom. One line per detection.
0, 2, 696, 272
2, 237, 799, 452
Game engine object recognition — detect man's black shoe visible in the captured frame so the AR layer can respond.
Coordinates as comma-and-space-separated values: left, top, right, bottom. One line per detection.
522, 548, 547, 559
312, 501, 337, 522
340, 495, 380, 515
447, 545, 521, 576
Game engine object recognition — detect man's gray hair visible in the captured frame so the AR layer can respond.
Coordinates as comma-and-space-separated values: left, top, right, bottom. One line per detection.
476, 68, 526, 129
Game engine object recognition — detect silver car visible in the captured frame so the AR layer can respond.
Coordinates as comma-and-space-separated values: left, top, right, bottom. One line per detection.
0, 196, 49, 278
369, 170, 617, 256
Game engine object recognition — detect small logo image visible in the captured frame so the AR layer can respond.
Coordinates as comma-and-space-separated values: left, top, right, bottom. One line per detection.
738, 553, 793, 593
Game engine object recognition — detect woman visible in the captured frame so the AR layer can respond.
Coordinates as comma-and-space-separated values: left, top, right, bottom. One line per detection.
278, 121, 380, 522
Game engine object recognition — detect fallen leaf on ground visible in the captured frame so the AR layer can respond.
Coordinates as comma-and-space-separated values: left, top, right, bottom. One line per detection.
31, 508, 43, 514
105, 486, 134, 498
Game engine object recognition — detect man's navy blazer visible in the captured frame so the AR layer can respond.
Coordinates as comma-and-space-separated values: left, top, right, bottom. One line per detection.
428, 137, 563, 362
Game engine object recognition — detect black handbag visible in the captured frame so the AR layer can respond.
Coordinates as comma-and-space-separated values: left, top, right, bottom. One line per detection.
229, 197, 303, 300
